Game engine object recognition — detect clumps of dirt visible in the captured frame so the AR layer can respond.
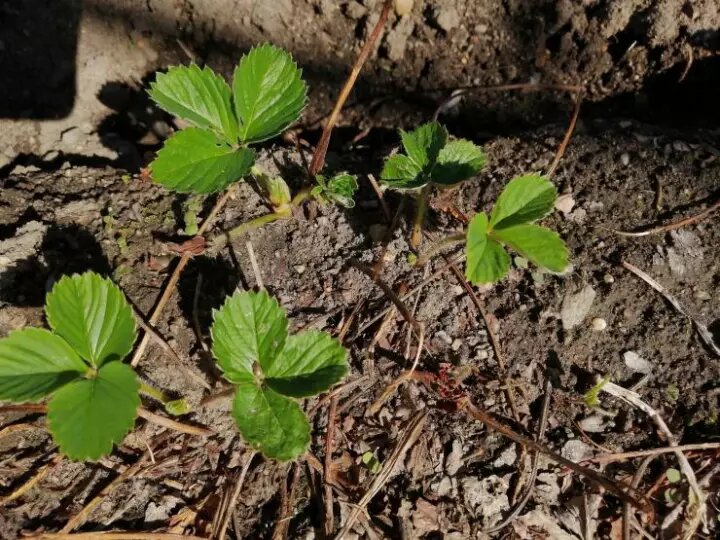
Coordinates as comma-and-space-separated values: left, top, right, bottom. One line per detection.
0, 118, 718, 537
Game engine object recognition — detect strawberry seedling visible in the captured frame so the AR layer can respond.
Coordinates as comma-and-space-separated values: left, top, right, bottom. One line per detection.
211, 290, 348, 460
147, 44, 307, 194
465, 174, 569, 283
0, 273, 139, 460
380, 121, 486, 248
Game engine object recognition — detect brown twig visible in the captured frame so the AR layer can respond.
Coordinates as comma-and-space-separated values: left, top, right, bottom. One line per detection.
622, 260, 720, 356
323, 397, 338, 537
335, 411, 427, 539
308, 376, 370, 417
546, 94, 582, 177
308, 0, 393, 176
444, 258, 519, 421
613, 198, 720, 238
136, 408, 213, 437
366, 174, 391, 222
131, 189, 234, 367
464, 400, 648, 510
482, 380, 553, 534
214, 451, 257, 540
586, 442, 720, 465
0, 454, 62, 506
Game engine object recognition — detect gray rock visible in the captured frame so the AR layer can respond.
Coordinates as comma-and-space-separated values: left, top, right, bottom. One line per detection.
561, 285, 596, 330
623, 350, 652, 374
434, 6, 460, 32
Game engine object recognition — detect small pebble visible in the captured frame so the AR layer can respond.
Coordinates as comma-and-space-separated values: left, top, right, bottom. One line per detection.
477, 350, 489, 360
395, 0, 413, 16
294, 265, 306, 275
451, 339, 462, 351
591, 318, 607, 331
620, 153, 630, 166
603, 273, 615, 284
695, 290, 711, 301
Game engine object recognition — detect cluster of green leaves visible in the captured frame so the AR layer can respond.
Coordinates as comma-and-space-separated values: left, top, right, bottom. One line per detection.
465, 174, 569, 284
380, 121, 486, 190
211, 290, 348, 460
0, 273, 139, 460
148, 44, 307, 194
311, 172, 358, 208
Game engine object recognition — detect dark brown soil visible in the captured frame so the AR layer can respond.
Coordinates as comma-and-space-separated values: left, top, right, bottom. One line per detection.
1, 1, 720, 539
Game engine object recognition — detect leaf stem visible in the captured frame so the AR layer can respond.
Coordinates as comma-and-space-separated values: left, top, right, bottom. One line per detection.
415, 232, 465, 267
139, 382, 170, 404
410, 186, 430, 250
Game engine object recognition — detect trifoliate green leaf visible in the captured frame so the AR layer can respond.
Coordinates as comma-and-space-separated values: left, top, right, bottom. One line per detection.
150, 128, 255, 193
233, 44, 307, 143
489, 174, 557, 229
265, 330, 347, 398
211, 290, 288, 384
313, 173, 358, 208
400, 122, 447, 172
432, 139, 486, 186
148, 64, 238, 142
45, 273, 136, 368
380, 154, 424, 189
465, 212, 510, 284
0, 328, 87, 402
232, 381, 310, 461
492, 224, 569, 273
47, 361, 139, 461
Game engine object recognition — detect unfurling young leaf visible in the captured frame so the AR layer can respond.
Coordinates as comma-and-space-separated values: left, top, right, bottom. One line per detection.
465, 174, 569, 285
312, 173, 358, 208
253, 167, 292, 212
211, 290, 348, 461
380, 121, 485, 190
0, 272, 140, 461
148, 44, 307, 194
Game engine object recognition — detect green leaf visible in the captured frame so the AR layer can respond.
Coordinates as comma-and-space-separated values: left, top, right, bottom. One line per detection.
432, 139, 486, 186
233, 44, 307, 143
45, 273, 136, 368
489, 174, 557, 229
232, 381, 310, 461
400, 122, 447, 172
150, 128, 255, 193
211, 290, 288, 384
265, 330, 347, 398
0, 328, 87, 402
148, 64, 238, 142
379, 154, 425, 189
47, 361, 139, 461
492, 224, 569, 273
314, 173, 358, 208
465, 212, 510, 284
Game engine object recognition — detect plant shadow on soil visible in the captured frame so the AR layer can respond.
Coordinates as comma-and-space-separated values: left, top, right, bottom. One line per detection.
0, 224, 111, 307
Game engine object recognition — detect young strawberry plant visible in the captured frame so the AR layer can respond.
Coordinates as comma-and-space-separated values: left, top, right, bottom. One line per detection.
465, 174, 569, 283
380, 121, 486, 248
147, 43, 307, 194
0, 273, 140, 460
211, 290, 348, 460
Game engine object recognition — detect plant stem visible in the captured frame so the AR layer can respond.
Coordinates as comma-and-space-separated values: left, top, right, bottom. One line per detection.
225, 209, 291, 242
139, 382, 170, 404
410, 186, 430, 250
415, 232, 465, 266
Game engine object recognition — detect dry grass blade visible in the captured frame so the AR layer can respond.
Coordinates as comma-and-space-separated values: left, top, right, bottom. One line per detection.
131, 188, 234, 367
0, 454, 62, 506
335, 410, 427, 539
245, 240, 265, 290
214, 451, 257, 540
614, 198, 719, 237
546, 94, 582, 177
37, 534, 210, 540
624, 455, 654, 540
586, 442, 720, 465
600, 381, 706, 538
272, 462, 302, 540
138, 408, 213, 437
324, 397, 339, 536
308, 0, 393, 176
622, 260, 720, 356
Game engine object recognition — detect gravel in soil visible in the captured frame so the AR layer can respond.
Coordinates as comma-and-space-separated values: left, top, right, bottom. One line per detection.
1, 119, 718, 538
